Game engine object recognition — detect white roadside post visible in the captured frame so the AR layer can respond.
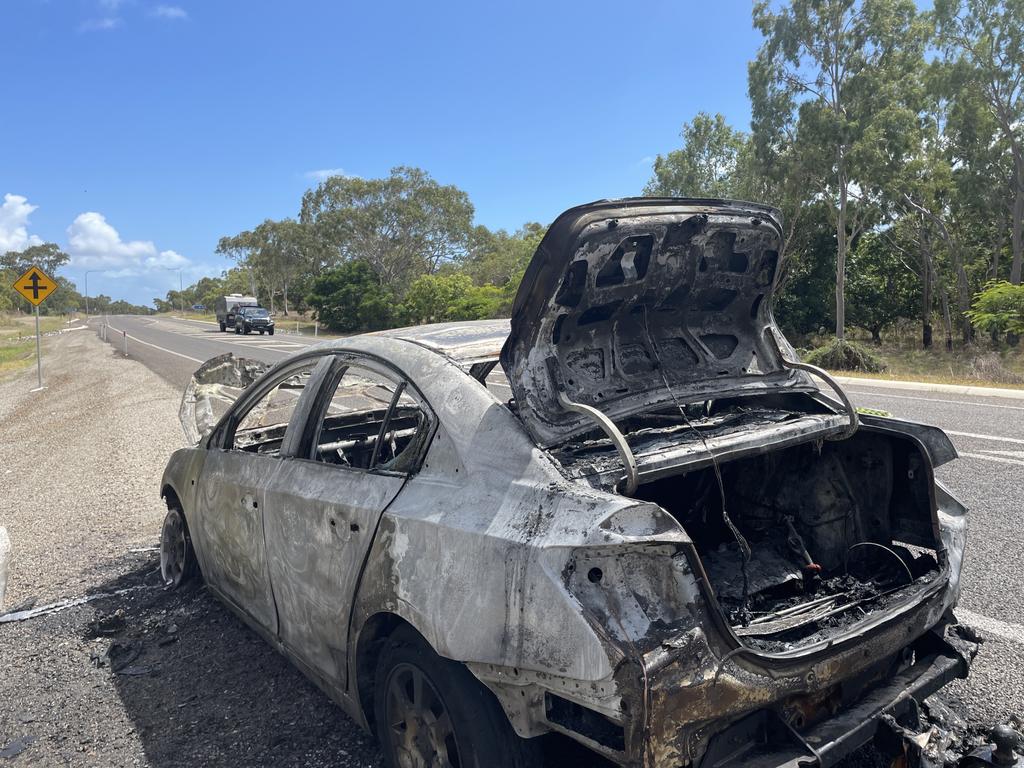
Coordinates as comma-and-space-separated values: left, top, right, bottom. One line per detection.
123, 330, 128, 357
12, 265, 57, 393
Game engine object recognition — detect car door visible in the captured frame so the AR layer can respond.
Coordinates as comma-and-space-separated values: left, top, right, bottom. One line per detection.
262, 354, 434, 688
193, 355, 331, 634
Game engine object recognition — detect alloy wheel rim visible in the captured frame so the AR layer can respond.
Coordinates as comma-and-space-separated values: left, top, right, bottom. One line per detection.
160, 512, 186, 586
385, 662, 461, 768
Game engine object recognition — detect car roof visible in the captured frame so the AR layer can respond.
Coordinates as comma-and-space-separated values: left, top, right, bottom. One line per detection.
368, 319, 510, 366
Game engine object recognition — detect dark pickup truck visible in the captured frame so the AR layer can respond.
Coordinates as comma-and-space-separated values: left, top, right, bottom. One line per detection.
234, 306, 275, 335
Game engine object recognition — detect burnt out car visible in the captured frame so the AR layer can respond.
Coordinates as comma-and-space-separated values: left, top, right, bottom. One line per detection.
160, 199, 976, 768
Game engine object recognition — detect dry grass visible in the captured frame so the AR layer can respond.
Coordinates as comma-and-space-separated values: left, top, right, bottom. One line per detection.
801, 331, 1024, 390
0, 313, 77, 378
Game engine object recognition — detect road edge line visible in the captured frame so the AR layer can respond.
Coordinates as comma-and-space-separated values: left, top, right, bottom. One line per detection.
830, 375, 1024, 401
102, 323, 204, 364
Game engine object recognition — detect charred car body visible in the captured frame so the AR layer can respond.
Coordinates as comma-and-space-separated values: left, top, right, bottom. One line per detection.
161, 199, 977, 768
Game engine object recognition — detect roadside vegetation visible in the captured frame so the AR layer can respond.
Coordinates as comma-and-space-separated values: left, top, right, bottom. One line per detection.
0, 313, 72, 377
818, 334, 1024, 388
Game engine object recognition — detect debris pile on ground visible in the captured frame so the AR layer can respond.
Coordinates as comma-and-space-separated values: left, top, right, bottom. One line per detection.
803, 339, 888, 372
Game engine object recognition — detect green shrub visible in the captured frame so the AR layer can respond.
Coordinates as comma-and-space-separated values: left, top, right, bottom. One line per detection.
306, 260, 396, 333
803, 340, 887, 373
966, 280, 1024, 336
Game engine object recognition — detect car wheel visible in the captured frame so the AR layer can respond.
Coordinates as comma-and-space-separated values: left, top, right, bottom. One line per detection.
268, 328, 274, 336
244, 326, 251, 335
160, 506, 199, 589
219, 322, 226, 332
374, 628, 540, 768
235, 325, 242, 334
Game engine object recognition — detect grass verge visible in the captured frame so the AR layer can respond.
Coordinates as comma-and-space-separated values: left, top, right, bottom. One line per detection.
0, 313, 76, 379
809, 337, 1024, 390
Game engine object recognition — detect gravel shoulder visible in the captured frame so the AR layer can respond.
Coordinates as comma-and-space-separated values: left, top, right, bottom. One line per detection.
0, 328, 179, 606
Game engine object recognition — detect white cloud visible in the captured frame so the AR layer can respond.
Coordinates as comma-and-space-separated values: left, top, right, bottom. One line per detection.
0, 194, 44, 254
153, 5, 188, 20
66, 211, 190, 273
148, 249, 188, 268
304, 168, 355, 181
79, 17, 122, 32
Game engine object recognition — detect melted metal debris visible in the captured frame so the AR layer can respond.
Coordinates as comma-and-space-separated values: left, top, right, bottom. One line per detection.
179, 354, 270, 445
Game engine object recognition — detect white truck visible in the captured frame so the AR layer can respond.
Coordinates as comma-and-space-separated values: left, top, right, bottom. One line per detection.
214, 294, 258, 332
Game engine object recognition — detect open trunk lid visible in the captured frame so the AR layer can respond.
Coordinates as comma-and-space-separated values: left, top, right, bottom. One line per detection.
499, 198, 815, 448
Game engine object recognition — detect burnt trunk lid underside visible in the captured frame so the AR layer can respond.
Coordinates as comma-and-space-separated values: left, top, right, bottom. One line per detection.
500, 198, 814, 448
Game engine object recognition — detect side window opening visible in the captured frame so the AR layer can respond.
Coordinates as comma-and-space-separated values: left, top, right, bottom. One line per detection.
230, 361, 319, 456
312, 365, 428, 474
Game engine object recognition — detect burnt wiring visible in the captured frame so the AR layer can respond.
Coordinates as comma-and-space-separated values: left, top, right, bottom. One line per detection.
641, 307, 753, 619
847, 541, 915, 586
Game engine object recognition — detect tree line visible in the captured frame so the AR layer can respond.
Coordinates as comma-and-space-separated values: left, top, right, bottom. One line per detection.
0, 244, 152, 316
158, 166, 547, 333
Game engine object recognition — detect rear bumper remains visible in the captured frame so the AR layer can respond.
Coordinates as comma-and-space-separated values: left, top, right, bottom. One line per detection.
698, 623, 979, 768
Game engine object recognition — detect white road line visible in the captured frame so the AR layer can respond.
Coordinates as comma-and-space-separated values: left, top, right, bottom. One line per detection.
165, 329, 306, 347
848, 390, 1024, 411
957, 608, 1024, 646
946, 430, 1024, 445
959, 451, 1024, 468
103, 324, 204, 364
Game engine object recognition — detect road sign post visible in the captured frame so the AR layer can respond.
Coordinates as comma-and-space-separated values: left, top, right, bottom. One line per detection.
34, 305, 42, 389
12, 265, 58, 392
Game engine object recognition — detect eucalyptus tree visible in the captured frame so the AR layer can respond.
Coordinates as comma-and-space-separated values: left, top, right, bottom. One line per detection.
750, 0, 927, 341
300, 167, 475, 294
934, 0, 1024, 285
644, 112, 752, 199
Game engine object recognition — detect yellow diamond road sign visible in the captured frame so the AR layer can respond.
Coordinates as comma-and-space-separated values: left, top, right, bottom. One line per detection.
13, 265, 58, 307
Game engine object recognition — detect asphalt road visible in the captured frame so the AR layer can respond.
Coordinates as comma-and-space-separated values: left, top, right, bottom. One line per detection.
91, 314, 1024, 734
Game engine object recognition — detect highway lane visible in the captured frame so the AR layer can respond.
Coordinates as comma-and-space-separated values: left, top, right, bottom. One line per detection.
91, 313, 1024, 725
92, 315, 322, 388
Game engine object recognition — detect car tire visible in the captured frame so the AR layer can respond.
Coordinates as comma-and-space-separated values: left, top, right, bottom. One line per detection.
268, 328, 274, 336
374, 628, 540, 768
160, 506, 199, 589
235, 325, 242, 334
259, 330, 264, 335
244, 327, 251, 335
219, 322, 226, 332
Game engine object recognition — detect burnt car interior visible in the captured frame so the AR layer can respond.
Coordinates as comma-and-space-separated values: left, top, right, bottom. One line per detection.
546, 395, 946, 653
233, 366, 317, 455
310, 366, 428, 473
633, 425, 941, 650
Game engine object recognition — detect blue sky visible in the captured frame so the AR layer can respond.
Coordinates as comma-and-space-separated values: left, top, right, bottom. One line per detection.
1, 0, 761, 306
